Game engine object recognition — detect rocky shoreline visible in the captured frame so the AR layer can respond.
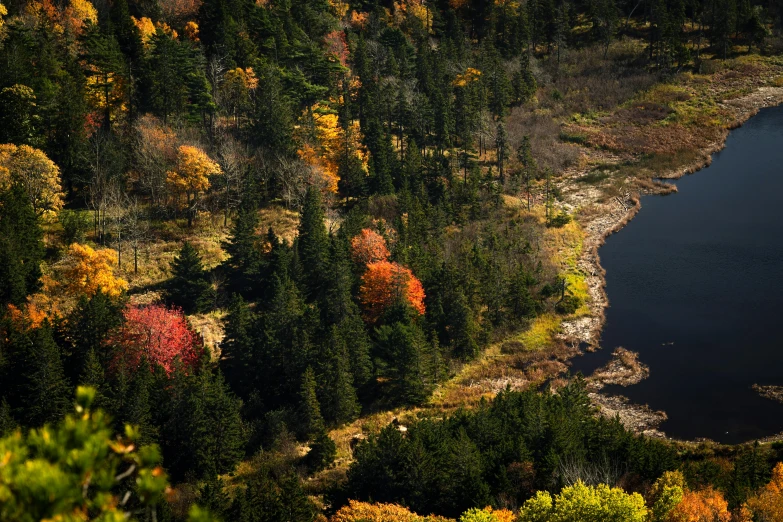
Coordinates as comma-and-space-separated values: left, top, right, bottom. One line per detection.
559, 84, 783, 439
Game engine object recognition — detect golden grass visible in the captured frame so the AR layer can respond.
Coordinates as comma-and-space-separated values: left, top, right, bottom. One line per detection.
514, 313, 562, 351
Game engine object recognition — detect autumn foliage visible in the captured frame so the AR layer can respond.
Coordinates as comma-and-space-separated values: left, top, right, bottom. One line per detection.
330, 500, 450, 522
746, 462, 783, 521
667, 487, 731, 522
59, 243, 129, 298
359, 260, 425, 322
110, 304, 202, 375
350, 229, 390, 265
0, 144, 64, 215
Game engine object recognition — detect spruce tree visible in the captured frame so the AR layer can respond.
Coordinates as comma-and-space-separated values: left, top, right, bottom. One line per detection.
0, 186, 44, 306
219, 295, 257, 400
223, 203, 262, 297
298, 366, 325, 438
297, 187, 330, 299
67, 291, 122, 383
5, 321, 70, 427
166, 241, 213, 314
321, 327, 360, 425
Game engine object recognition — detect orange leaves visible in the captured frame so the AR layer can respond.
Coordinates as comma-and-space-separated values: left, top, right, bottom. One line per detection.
325, 30, 349, 67
351, 229, 390, 265
359, 260, 425, 322
746, 462, 783, 521
166, 145, 219, 196
132, 16, 178, 46
668, 487, 731, 522
183, 21, 199, 41
59, 243, 128, 298
330, 500, 450, 522
393, 0, 433, 33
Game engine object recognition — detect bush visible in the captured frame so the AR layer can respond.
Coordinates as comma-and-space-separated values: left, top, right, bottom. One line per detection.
547, 212, 571, 228
59, 210, 91, 245
555, 294, 581, 315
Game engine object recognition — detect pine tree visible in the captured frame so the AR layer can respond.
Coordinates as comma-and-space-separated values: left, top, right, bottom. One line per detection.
5, 321, 70, 427
223, 203, 262, 297
320, 327, 360, 425
79, 348, 107, 410
166, 241, 213, 314
0, 399, 16, 436
67, 291, 122, 383
298, 366, 325, 438
219, 295, 257, 401
305, 428, 337, 473
297, 187, 330, 299
0, 186, 44, 306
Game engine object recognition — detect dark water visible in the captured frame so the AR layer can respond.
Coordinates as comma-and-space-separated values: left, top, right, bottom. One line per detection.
571, 104, 783, 444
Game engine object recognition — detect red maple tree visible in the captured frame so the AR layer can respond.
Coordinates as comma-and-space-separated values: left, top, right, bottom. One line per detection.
110, 304, 203, 375
350, 229, 391, 266
359, 260, 425, 323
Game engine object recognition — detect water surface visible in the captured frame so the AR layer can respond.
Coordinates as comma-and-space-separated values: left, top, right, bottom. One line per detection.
572, 104, 783, 444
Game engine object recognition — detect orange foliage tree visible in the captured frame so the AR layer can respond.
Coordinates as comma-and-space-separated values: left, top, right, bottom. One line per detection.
667, 487, 731, 522
59, 243, 128, 298
350, 229, 390, 265
330, 500, 451, 522
359, 260, 425, 322
746, 462, 783, 521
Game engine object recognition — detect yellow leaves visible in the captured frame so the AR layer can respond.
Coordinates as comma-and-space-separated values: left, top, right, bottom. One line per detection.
453, 68, 482, 87
393, 0, 433, 33
166, 145, 219, 196
297, 103, 368, 193
63, 0, 97, 35
329, 0, 349, 18
0, 3, 7, 32
59, 243, 128, 298
746, 462, 783, 521
0, 144, 64, 216
183, 20, 199, 41
331, 500, 451, 522
132, 16, 178, 46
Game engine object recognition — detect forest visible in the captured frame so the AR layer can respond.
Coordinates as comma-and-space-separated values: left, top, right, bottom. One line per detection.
2, 0, 783, 520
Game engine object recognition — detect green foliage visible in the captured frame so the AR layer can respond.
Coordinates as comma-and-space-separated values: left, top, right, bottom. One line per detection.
0, 387, 203, 522
166, 241, 213, 314
0, 186, 44, 306
518, 481, 648, 522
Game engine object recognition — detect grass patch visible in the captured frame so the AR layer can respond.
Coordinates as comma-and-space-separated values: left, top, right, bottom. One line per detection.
515, 313, 561, 351
577, 170, 610, 184
563, 272, 590, 317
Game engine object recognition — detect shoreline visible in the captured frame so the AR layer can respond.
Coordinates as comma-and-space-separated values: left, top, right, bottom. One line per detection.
560, 84, 783, 444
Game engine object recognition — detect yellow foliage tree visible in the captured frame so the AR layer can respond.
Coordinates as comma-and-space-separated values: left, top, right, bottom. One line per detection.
393, 0, 433, 33
0, 144, 64, 215
167, 145, 220, 225
297, 103, 368, 193
0, 2, 7, 32
184, 20, 199, 40
60, 243, 128, 298
330, 500, 452, 522
667, 487, 731, 522
63, 0, 97, 35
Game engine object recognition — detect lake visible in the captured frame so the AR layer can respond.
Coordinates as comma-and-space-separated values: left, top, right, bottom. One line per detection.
571, 104, 783, 444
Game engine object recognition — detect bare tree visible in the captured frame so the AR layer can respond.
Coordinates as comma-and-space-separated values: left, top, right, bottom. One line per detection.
122, 195, 150, 275
215, 134, 247, 225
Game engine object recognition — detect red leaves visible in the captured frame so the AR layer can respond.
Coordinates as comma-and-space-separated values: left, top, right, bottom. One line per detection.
359, 261, 425, 323
350, 229, 390, 265
110, 304, 202, 376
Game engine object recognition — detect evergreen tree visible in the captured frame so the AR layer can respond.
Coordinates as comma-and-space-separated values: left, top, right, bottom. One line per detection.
220, 295, 257, 401
297, 187, 330, 299
4, 321, 70, 427
67, 291, 122, 383
223, 202, 262, 297
320, 327, 360, 425
298, 366, 325, 438
166, 241, 213, 314
0, 186, 44, 306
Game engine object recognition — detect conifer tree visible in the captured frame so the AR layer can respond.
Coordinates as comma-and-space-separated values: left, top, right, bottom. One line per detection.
321, 327, 360, 425
223, 202, 262, 297
4, 321, 70, 427
0, 186, 44, 306
68, 292, 122, 382
298, 366, 325, 438
219, 295, 256, 401
167, 241, 213, 314
297, 187, 330, 298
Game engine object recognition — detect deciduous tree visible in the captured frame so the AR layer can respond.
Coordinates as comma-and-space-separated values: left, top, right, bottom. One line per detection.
59, 243, 128, 298
359, 260, 425, 323
0, 144, 64, 215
